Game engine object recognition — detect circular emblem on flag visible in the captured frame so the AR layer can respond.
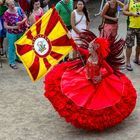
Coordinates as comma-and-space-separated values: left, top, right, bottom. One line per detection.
33, 35, 51, 57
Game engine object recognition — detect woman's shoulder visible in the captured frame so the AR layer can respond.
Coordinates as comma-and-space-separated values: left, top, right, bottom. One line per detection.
73, 9, 77, 13
103, 1, 110, 9
105, 1, 110, 6
3, 10, 11, 21
29, 12, 34, 19
73, 9, 81, 15
4, 8, 18, 15
29, 12, 35, 22
72, 9, 76, 15
40, 7, 43, 13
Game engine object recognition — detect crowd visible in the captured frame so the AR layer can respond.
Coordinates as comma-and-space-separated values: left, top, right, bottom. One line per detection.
0, 0, 140, 71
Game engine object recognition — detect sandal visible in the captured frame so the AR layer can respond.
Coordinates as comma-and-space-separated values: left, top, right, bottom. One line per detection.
133, 60, 140, 65
126, 64, 133, 71
9, 64, 18, 69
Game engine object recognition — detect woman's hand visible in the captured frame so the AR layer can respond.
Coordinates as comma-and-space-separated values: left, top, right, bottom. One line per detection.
131, 13, 139, 17
16, 21, 22, 26
12, 26, 19, 29
111, 17, 118, 22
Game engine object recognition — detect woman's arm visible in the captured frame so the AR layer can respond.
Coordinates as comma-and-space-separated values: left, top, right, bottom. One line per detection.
29, 13, 36, 25
117, 0, 124, 7
86, 11, 90, 30
4, 21, 18, 30
17, 16, 27, 26
71, 11, 80, 34
86, 21, 90, 30
123, 3, 139, 17
102, 60, 113, 78
21, 12, 28, 24
101, 2, 118, 22
16, 8, 28, 26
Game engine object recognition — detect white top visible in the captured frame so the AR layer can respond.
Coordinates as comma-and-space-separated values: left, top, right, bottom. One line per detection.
43, 5, 49, 13
71, 9, 87, 43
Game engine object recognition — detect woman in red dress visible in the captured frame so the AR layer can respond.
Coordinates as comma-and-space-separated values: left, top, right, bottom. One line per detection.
44, 30, 136, 131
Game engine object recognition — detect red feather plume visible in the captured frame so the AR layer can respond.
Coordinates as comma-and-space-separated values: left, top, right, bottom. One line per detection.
76, 30, 125, 75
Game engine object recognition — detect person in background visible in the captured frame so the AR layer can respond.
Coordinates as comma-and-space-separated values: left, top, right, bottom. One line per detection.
101, 0, 124, 39
14, 0, 20, 6
48, 0, 59, 8
14, 0, 30, 25
29, 0, 43, 25
55, 0, 73, 61
0, 0, 7, 55
55, 0, 73, 30
18, 0, 30, 16
14, 0, 30, 16
4, 0, 28, 69
123, 0, 140, 71
40, 0, 49, 13
70, 0, 90, 59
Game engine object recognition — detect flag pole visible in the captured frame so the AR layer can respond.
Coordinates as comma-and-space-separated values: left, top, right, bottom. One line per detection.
67, 32, 86, 66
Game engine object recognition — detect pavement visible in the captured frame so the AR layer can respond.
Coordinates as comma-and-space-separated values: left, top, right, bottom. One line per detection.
0, 1, 140, 140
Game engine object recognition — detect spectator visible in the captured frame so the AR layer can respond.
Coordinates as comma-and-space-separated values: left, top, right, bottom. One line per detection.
14, 0, 20, 6
29, 0, 43, 25
40, 0, 50, 13
4, 0, 28, 69
0, 0, 7, 55
101, 0, 124, 39
123, 0, 140, 71
18, 0, 30, 16
55, 0, 73, 30
48, 0, 59, 8
70, 0, 90, 59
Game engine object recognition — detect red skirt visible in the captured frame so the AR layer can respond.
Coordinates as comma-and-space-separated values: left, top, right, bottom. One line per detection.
44, 62, 136, 131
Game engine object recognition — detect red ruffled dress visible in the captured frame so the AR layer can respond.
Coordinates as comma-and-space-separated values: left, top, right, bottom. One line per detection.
44, 38, 136, 131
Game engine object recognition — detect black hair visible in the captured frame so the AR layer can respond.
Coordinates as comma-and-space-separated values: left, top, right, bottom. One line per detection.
75, 0, 90, 22
29, 0, 40, 12
40, 0, 44, 8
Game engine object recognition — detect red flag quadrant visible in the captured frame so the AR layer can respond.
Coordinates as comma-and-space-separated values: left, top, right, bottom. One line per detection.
15, 8, 74, 82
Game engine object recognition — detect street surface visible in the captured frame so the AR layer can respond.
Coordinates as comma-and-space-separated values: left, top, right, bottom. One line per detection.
0, 1, 140, 140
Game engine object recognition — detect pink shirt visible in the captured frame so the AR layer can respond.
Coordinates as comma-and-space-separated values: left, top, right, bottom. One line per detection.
3, 7, 27, 34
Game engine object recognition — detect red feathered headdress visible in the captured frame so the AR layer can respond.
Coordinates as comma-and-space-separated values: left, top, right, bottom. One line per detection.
92, 38, 110, 58
77, 30, 125, 75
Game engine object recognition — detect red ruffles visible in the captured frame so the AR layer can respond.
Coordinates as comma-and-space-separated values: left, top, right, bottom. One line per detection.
44, 62, 136, 131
